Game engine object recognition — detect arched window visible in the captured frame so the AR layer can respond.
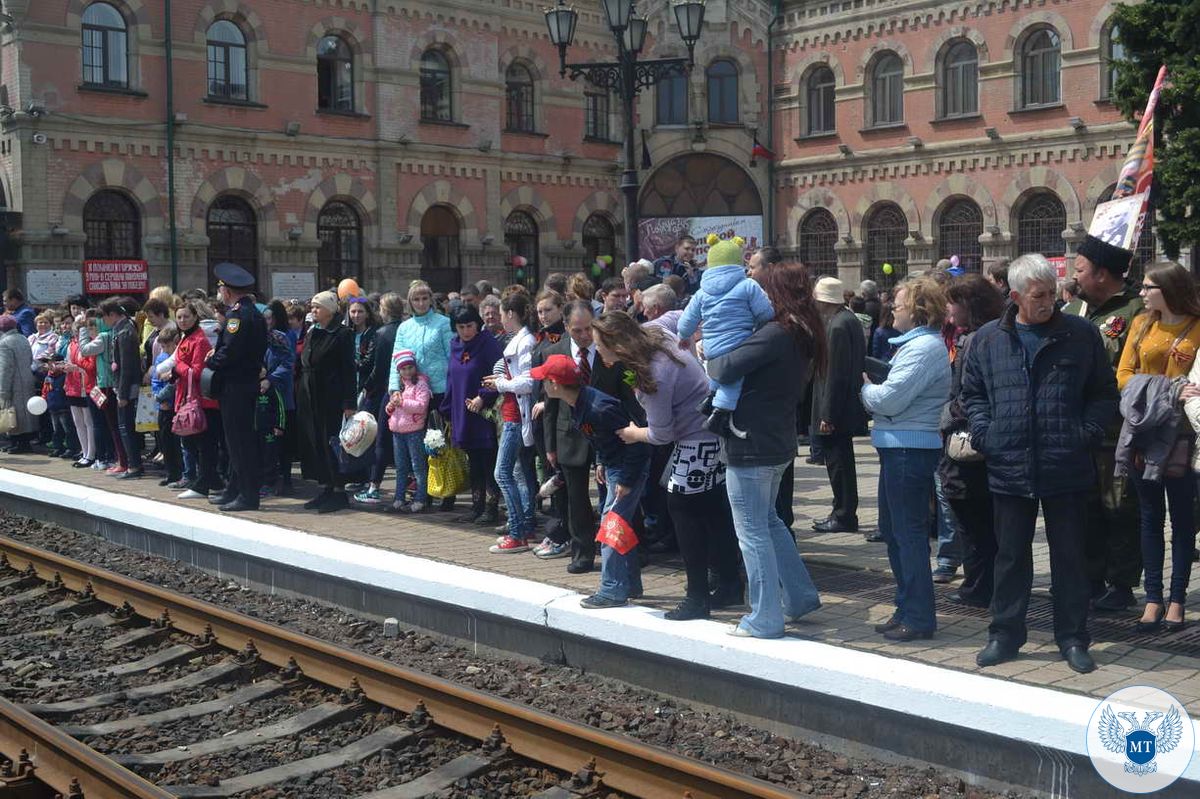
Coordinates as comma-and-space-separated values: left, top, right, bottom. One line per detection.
505, 210, 539, 288
207, 20, 248, 101
864, 202, 908, 287
420, 205, 462, 293
317, 201, 362, 289
937, 199, 983, 272
939, 41, 978, 118
656, 71, 687, 125
868, 53, 904, 127
798, 209, 839, 278
82, 3, 128, 88
706, 59, 739, 124
802, 66, 836, 136
317, 35, 354, 112
1102, 23, 1123, 100
420, 50, 452, 122
1018, 28, 1061, 109
1015, 192, 1066, 257
505, 63, 535, 133
83, 190, 140, 260
582, 214, 616, 270
206, 195, 257, 286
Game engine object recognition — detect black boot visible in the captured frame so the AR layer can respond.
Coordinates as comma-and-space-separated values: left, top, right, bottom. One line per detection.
304, 487, 333, 510
317, 491, 350, 514
475, 499, 500, 526
695, 391, 716, 417
709, 582, 745, 609
453, 490, 485, 523
664, 596, 710, 621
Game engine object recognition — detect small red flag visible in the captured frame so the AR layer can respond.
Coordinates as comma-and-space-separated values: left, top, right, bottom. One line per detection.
751, 133, 774, 162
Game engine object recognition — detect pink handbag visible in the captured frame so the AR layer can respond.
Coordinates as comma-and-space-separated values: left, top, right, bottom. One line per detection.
171, 370, 207, 437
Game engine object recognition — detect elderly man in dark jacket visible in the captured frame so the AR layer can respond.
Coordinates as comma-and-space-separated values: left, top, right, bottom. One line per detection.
962, 254, 1120, 675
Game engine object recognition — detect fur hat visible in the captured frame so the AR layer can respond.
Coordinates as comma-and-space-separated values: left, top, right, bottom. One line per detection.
1076, 234, 1133, 277
813, 276, 845, 305
705, 233, 746, 268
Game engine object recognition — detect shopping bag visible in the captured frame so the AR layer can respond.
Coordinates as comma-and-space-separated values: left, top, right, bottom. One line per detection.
328, 434, 376, 476
339, 411, 378, 458
134, 388, 159, 433
595, 510, 639, 555
0, 405, 15, 434
426, 445, 467, 499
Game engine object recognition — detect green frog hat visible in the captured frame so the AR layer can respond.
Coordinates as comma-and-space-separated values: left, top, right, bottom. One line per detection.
705, 233, 746, 268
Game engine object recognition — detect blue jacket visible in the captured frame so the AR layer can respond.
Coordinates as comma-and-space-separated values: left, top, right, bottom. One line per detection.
861, 327, 950, 449
389, 311, 454, 395
571, 385, 649, 485
676, 264, 774, 359
962, 304, 1119, 498
265, 329, 296, 411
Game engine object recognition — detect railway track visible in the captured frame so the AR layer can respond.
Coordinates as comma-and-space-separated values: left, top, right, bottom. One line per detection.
0, 535, 802, 799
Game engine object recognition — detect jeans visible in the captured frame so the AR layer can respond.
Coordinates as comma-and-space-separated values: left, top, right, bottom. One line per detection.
596, 463, 649, 601
370, 394, 394, 486
708, 375, 744, 411
117, 397, 142, 471
90, 401, 112, 463
393, 430, 428, 505
1133, 475, 1195, 605
494, 422, 537, 537
727, 461, 821, 637
101, 388, 127, 467
934, 471, 962, 569
49, 410, 77, 453
877, 447, 940, 633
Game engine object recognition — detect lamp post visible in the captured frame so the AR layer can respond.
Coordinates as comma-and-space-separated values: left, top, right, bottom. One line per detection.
545, 1, 706, 264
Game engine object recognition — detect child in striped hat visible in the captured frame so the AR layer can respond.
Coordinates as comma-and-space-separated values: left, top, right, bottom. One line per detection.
385, 348, 431, 512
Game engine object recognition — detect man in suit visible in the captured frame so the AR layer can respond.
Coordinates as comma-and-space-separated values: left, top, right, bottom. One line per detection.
811, 276, 866, 534
543, 301, 646, 573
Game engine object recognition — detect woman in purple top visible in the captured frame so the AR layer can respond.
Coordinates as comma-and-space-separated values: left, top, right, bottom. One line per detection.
601, 312, 743, 621
439, 305, 504, 524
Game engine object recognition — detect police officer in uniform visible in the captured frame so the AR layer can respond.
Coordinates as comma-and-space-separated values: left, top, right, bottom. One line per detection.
207, 263, 268, 512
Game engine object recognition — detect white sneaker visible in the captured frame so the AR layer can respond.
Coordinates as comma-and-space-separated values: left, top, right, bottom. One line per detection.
178, 489, 206, 499
530, 536, 554, 555
408, 502, 425, 513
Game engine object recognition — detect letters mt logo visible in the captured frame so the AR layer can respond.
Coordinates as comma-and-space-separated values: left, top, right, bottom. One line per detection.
1087, 686, 1195, 793
1099, 705, 1183, 776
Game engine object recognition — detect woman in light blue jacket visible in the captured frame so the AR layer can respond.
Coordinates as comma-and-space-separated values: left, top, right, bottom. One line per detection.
860, 275, 951, 642
389, 280, 454, 400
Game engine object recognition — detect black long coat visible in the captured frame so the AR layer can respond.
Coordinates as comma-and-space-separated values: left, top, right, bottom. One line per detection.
297, 321, 357, 485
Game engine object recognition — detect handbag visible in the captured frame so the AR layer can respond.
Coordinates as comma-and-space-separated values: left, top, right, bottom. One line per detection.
0, 405, 15, 434
89, 385, 107, 408
171, 371, 207, 437
134, 388, 159, 433
426, 430, 468, 499
946, 430, 983, 462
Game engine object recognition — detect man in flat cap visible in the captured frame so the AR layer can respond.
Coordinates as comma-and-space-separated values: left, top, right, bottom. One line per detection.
1064, 234, 1143, 613
207, 262, 268, 512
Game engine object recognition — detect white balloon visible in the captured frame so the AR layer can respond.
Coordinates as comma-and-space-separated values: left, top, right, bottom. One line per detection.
26, 396, 47, 416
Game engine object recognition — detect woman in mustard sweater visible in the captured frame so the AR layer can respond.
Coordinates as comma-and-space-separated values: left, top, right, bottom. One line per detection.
1117, 262, 1200, 632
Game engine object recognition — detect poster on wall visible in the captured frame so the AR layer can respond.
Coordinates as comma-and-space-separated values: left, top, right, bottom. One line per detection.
26, 269, 84, 306
637, 215, 764, 266
83, 260, 149, 295
271, 271, 317, 303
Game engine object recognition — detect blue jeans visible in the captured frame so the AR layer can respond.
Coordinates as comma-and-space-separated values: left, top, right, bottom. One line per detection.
877, 447, 940, 632
934, 471, 962, 569
494, 421, 536, 538
1133, 475, 1195, 605
596, 463, 649, 601
392, 430, 428, 505
727, 461, 820, 637
708, 375, 744, 411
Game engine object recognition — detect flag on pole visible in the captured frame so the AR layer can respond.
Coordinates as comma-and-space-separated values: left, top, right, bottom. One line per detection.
750, 132, 775, 164
1111, 65, 1167, 243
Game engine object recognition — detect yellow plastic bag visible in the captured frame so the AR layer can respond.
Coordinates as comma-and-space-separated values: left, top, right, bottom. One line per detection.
426, 445, 468, 499
134, 388, 159, 433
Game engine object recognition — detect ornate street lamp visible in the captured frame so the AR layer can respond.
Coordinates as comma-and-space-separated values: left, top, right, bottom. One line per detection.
544, 0, 707, 264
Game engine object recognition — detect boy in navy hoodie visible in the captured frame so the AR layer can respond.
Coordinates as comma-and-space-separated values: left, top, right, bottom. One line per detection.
533, 353, 650, 608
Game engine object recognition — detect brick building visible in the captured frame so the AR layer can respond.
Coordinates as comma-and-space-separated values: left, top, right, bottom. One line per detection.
0, 0, 1156, 303
0, 0, 772, 302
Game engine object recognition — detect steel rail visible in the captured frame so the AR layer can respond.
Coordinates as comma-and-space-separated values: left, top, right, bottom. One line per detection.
0, 695, 173, 799
0, 537, 802, 799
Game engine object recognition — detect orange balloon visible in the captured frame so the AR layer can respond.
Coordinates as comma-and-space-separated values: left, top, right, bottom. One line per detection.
337, 278, 361, 299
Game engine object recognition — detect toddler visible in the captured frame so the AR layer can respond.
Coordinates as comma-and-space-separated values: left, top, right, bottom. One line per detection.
387, 349, 431, 513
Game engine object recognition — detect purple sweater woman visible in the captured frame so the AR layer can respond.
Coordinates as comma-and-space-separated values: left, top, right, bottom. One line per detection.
439, 305, 504, 524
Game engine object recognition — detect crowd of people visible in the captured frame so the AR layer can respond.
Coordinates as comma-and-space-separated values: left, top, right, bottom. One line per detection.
0, 230, 1196, 670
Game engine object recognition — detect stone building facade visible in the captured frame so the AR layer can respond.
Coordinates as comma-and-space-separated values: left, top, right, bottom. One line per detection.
0, 0, 773, 301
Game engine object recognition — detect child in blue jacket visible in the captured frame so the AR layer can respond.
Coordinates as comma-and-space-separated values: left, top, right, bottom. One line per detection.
676, 233, 774, 438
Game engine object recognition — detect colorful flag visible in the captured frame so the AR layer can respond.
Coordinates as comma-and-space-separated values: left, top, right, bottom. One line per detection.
1113, 65, 1166, 200
751, 132, 774, 163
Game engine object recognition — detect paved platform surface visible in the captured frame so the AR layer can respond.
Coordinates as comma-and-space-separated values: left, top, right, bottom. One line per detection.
3, 442, 1199, 714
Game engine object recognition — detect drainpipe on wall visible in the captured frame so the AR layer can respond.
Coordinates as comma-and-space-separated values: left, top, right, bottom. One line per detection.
765, 0, 781, 246
164, 0, 178, 289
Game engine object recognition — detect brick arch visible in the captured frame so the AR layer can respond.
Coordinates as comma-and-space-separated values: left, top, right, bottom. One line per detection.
189, 167, 278, 234
855, 40, 915, 82
925, 26, 990, 73
1003, 12, 1074, 62
498, 44, 550, 83
192, 0, 269, 53
304, 17, 371, 64
303, 174, 378, 239
925, 175, 997, 233
500, 187, 557, 242
407, 27, 467, 71
852, 184, 920, 239
787, 51, 846, 88
1001, 166, 1082, 231
66, 0, 151, 34
571, 191, 622, 242
787, 187, 851, 247
1089, 2, 1123, 48
406, 180, 478, 238
62, 159, 164, 235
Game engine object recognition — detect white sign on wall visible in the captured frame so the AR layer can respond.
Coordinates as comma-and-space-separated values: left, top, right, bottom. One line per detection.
637, 215, 764, 266
270, 271, 317, 303
26, 269, 84, 306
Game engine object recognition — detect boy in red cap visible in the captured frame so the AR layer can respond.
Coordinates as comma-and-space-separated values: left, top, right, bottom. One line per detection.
532, 353, 650, 608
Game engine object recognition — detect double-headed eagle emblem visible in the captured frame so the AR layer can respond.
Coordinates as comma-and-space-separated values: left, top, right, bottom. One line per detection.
1098, 705, 1184, 776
